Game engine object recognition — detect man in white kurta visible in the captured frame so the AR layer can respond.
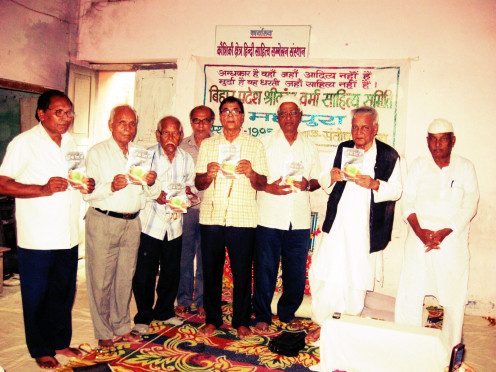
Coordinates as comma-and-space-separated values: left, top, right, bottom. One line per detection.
308, 107, 402, 341
395, 119, 479, 350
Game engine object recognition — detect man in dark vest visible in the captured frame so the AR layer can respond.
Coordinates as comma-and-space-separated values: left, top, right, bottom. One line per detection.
307, 106, 402, 342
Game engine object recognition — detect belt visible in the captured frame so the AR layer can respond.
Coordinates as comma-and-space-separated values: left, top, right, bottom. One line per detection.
95, 207, 139, 220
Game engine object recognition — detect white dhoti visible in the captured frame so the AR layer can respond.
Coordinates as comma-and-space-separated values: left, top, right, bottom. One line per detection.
309, 180, 380, 325
394, 154, 479, 350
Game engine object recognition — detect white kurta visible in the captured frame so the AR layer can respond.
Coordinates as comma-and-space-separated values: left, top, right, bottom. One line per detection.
310, 141, 402, 324
395, 154, 479, 349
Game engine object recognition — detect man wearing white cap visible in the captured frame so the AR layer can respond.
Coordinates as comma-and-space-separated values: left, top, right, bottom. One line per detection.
253, 96, 321, 331
395, 119, 479, 350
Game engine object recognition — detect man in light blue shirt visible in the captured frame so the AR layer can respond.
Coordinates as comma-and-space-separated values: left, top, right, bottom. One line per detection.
132, 116, 195, 334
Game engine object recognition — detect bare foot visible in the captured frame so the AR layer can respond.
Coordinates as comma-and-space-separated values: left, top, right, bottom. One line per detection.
305, 327, 321, 343
98, 339, 114, 349
237, 325, 252, 338
197, 307, 206, 318
287, 318, 305, 330
55, 347, 82, 358
120, 332, 141, 343
175, 305, 188, 317
35, 356, 61, 369
255, 322, 269, 332
198, 323, 217, 336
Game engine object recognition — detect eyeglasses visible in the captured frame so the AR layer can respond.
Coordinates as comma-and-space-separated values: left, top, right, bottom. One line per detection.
277, 110, 300, 118
47, 108, 75, 118
158, 131, 181, 137
191, 118, 213, 125
220, 109, 242, 116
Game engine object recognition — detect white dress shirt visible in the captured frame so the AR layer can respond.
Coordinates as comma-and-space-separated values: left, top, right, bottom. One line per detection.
0, 124, 81, 250
257, 129, 321, 230
83, 137, 161, 212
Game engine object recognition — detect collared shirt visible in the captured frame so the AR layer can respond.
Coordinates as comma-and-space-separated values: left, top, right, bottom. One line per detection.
83, 137, 161, 213
179, 135, 204, 210
257, 129, 321, 230
196, 130, 268, 228
403, 154, 479, 234
0, 124, 81, 250
139, 144, 195, 241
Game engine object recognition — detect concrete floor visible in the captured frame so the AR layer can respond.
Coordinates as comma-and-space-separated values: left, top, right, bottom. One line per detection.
0, 260, 494, 372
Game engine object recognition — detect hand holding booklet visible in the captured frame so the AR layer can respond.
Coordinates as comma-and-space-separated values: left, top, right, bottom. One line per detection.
341, 148, 364, 181
164, 182, 189, 214
281, 160, 304, 192
218, 144, 241, 179
65, 151, 88, 190
126, 147, 155, 185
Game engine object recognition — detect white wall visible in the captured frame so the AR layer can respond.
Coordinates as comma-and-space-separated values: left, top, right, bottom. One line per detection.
76, 0, 496, 316
2, 0, 493, 315
0, 0, 79, 90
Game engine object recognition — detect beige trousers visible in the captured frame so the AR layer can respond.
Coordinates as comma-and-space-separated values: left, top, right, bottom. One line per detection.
85, 207, 141, 340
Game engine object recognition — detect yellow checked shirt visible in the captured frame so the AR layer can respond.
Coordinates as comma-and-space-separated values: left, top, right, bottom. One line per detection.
196, 131, 268, 228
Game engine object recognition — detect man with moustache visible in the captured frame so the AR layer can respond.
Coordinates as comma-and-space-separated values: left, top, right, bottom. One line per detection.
0, 90, 95, 369
308, 106, 402, 342
195, 97, 268, 338
84, 105, 160, 349
175, 106, 215, 318
132, 116, 196, 334
253, 96, 321, 332
395, 119, 479, 350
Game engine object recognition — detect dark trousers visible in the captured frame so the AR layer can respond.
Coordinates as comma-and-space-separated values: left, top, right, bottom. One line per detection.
253, 226, 310, 324
17, 246, 78, 358
177, 208, 203, 308
200, 224, 255, 329
132, 232, 182, 325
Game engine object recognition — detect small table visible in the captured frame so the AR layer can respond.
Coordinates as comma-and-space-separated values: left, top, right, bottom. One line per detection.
0, 247, 11, 293
318, 314, 450, 372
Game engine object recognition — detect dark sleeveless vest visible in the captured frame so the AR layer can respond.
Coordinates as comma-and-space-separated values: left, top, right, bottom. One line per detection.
322, 139, 399, 253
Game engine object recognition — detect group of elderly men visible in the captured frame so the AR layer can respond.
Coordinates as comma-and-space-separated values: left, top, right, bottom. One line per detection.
0, 89, 479, 369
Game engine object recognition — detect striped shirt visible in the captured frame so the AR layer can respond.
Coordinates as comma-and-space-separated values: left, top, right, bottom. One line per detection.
196, 131, 268, 228
140, 144, 195, 241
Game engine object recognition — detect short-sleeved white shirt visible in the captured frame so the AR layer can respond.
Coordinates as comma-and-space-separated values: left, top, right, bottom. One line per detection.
257, 129, 321, 230
0, 124, 81, 250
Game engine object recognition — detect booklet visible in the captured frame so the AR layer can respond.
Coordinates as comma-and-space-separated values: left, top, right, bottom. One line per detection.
341, 148, 364, 180
164, 182, 189, 214
281, 160, 304, 192
218, 144, 241, 179
65, 151, 88, 190
126, 147, 155, 185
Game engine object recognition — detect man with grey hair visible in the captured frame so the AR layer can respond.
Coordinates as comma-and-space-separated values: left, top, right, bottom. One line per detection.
132, 116, 196, 334
84, 104, 160, 349
308, 106, 402, 342
395, 119, 479, 350
253, 96, 321, 332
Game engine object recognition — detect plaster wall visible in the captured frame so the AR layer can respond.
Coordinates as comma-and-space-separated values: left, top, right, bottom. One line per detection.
0, 0, 79, 90
1, 0, 493, 315
76, 0, 496, 316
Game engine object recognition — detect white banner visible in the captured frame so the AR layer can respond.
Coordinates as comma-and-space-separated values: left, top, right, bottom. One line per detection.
195, 57, 410, 154
215, 25, 310, 59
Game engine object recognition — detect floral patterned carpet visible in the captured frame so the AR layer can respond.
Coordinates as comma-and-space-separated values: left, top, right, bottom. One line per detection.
63, 298, 320, 372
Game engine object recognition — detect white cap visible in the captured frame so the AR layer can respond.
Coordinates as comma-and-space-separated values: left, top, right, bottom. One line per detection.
277, 95, 301, 111
428, 118, 454, 134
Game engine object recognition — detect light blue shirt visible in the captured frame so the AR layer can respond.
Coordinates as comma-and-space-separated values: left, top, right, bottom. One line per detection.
139, 144, 195, 241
